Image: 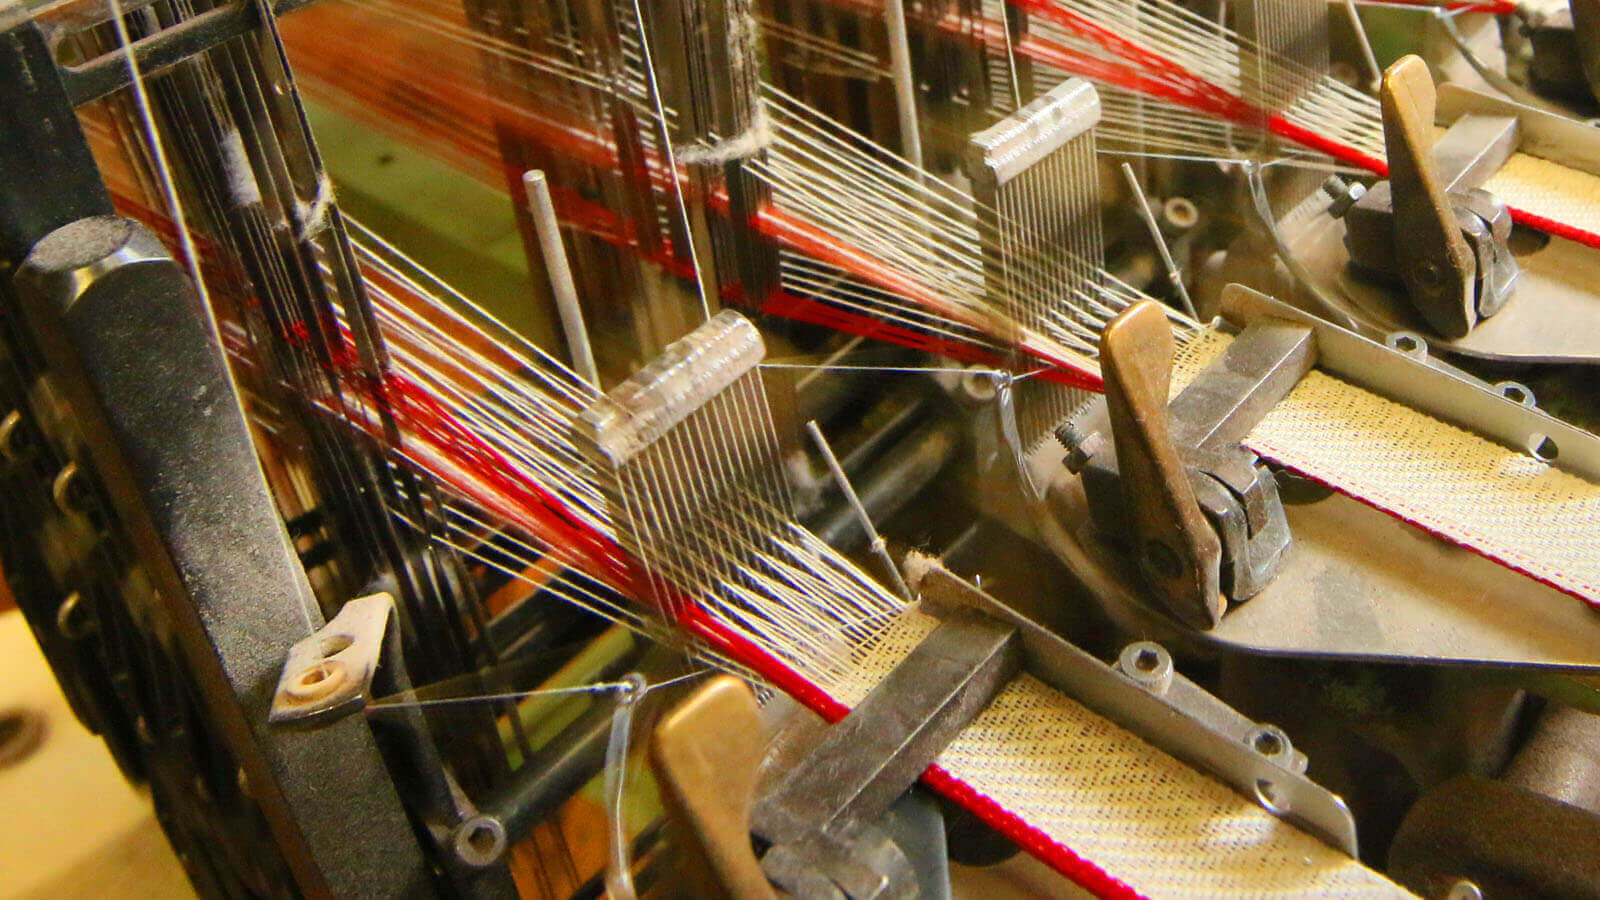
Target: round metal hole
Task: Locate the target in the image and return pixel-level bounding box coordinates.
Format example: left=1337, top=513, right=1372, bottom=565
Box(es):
left=1249, top=726, right=1287, bottom=759
left=1253, top=778, right=1286, bottom=813
left=1134, top=648, right=1161, bottom=672
left=286, top=659, right=348, bottom=702
left=1528, top=433, right=1559, bottom=463
left=960, top=366, right=998, bottom=402
left=1144, top=540, right=1183, bottom=580
left=1386, top=331, right=1427, bottom=357
left=1162, top=196, right=1199, bottom=231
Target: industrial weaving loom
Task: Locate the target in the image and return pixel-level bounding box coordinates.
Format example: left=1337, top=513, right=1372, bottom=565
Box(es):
left=5, top=0, right=1600, bottom=896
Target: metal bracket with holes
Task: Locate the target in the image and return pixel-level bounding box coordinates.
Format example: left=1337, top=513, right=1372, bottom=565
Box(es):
left=916, top=564, right=1359, bottom=856
left=269, top=593, right=394, bottom=725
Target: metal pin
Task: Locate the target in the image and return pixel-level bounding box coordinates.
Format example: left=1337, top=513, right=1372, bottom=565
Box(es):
left=883, top=0, right=924, bottom=174
left=1341, top=0, right=1382, bottom=93
left=805, top=420, right=914, bottom=602
left=1119, top=162, right=1198, bottom=320
left=524, top=170, right=600, bottom=388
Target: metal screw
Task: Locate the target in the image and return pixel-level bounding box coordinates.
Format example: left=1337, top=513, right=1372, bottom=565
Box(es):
left=1247, top=725, right=1292, bottom=762
left=1322, top=176, right=1367, bottom=218
left=1116, top=641, right=1175, bottom=695
left=1055, top=422, right=1104, bottom=474
left=451, top=815, right=507, bottom=867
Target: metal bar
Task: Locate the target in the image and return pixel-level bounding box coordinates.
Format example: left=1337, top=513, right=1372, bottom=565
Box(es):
left=916, top=566, right=1359, bottom=857
left=1120, top=163, right=1197, bottom=320
left=482, top=698, right=615, bottom=842
left=1340, top=0, right=1382, bottom=92
left=1436, top=83, right=1600, bottom=178
left=13, top=218, right=432, bottom=896
left=883, top=0, right=923, bottom=171
left=524, top=170, right=600, bottom=388
left=0, top=22, right=113, bottom=263
left=1166, top=320, right=1315, bottom=453
left=752, top=609, right=1019, bottom=844
left=58, top=0, right=319, bottom=106
left=1219, top=285, right=1600, bottom=483
left=805, top=419, right=913, bottom=601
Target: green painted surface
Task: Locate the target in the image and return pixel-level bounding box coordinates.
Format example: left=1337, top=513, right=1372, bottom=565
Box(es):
left=303, top=97, right=558, bottom=349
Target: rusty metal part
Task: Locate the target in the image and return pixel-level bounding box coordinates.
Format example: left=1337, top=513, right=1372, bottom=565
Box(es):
left=1098, top=301, right=1224, bottom=629
left=650, top=676, right=777, bottom=900
left=1380, top=55, right=1478, bottom=339
left=753, top=610, right=1019, bottom=846
left=1066, top=311, right=1312, bottom=620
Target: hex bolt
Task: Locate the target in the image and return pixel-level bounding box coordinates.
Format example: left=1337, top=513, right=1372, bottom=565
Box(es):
left=1116, top=641, right=1176, bottom=696
left=1322, top=175, right=1367, bottom=218
left=451, top=815, right=508, bottom=867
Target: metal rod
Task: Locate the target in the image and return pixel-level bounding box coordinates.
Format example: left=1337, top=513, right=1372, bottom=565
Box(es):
left=883, top=0, right=924, bottom=172
left=524, top=170, right=600, bottom=388
left=1341, top=0, right=1383, bottom=93
left=805, top=420, right=913, bottom=601
left=1120, top=162, right=1198, bottom=320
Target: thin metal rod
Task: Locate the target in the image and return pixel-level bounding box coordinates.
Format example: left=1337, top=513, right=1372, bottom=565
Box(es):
left=1119, top=163, right=1198, bottom=320
left=883, top=0, right=925, bottom=172
left=524, top=170, right=600, bottom=388
left=626, top=0, right=715, bottom=319
left=1341, top=0, right=1383, bottom=92
left=805, top=420, right=914, bottom=602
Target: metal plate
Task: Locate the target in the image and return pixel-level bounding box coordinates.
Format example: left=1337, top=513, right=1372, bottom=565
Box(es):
left=1045, top=468, right=1600, bottom=670
left=1286, top=203, right=1600, bottom=365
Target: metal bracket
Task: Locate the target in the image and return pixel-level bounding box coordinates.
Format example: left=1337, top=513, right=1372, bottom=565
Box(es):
left=1061, top=302, right=1313, bottom=628
left=754, top=609, right=1019, bottom=845
left=915, top=565, right=1358, bottom=857
left=1339, top=56, right=1520, bottom=339
left=269, top=593, right=394, bottom=725
left=751, top=609, right=1019, bottom=898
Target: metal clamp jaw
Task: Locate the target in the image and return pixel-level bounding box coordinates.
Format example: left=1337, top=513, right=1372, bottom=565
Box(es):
left=1338, top=55, right=1520, bottom=339
left=1060, top=301, right=1313, bottom=629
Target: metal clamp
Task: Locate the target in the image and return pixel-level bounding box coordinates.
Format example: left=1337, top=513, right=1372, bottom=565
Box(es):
left=269, top=593, right=394, bottom=725
left=1061, top=302, right=1313, bottom=628
left=1338, top=56, right=1520, bottom=338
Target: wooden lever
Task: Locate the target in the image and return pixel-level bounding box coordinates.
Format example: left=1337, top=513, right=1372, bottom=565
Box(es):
left=1099, top=301, right=1224, bottom=629
left=1381, top=55, right=1477, bottom=339
left=649, top=676, right=778, bottom=900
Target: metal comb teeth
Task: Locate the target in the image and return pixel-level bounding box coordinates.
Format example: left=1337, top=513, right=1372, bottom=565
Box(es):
left=574, top=310, right=766, bottom=467
left=965, top=78, right=1102, bottom=190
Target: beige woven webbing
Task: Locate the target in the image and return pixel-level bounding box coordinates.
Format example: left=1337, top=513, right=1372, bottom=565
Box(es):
left=1174, top=329, right=1600, bottom=605
left=1486, top=151, right=1600, bottom=242
left=819, top=610, right=1410, bottom=897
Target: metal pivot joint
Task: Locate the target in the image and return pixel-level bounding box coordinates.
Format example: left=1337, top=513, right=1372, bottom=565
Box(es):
left=1338, top=55, right=1519, bottom=339
left=1062, top=301, right=1312, bottom=629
